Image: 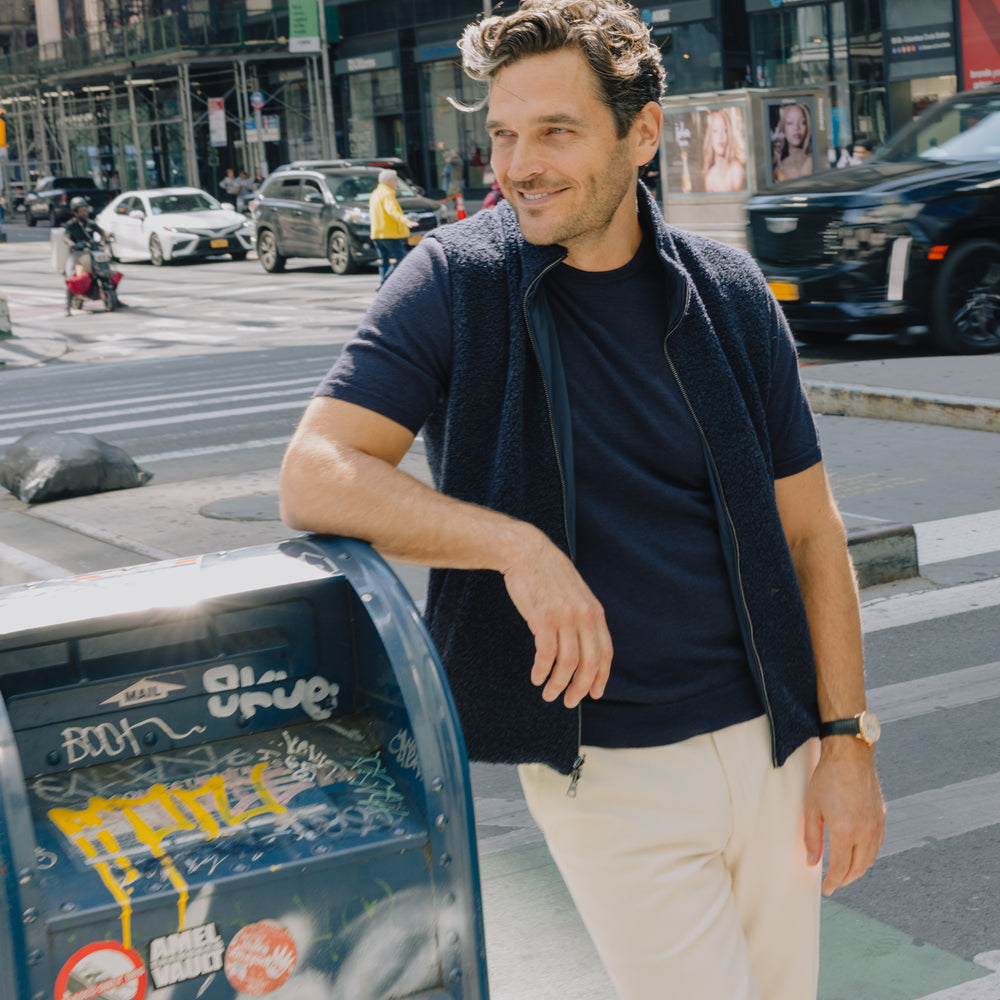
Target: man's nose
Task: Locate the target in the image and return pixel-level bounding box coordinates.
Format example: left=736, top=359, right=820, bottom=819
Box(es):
left=504, top=137, right=545, bottom=183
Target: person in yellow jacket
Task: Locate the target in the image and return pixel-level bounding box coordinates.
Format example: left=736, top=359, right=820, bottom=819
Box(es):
left=369, top=169, right=416, bottom=287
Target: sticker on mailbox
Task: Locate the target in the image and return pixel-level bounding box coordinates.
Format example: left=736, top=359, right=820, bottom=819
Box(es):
left=148, top=922, right=225, bottom=989
left=224, top=920, right=297, bottom=994
left=54, top=940, right=148, bottom=1000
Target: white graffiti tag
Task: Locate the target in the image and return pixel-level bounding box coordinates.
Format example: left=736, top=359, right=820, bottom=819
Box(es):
left=388, top=729, right=422, bottom=779
left=204, top=663, right=339, bottom=721
left=61, top=717, right=207, bottom=765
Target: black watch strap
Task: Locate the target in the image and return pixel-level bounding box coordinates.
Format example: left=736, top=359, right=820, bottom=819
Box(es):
left=819, top=718, right=860, bottom=738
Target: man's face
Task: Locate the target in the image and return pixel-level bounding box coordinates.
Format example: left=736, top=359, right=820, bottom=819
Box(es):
left=486, top=48, right=659, bottom=270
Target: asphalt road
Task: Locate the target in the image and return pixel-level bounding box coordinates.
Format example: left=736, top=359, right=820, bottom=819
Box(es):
left=3, top=215, right=1000, bottom=999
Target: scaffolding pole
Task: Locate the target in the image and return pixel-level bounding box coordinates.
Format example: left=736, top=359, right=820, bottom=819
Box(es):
left=127, top=74, right=146, bottom=189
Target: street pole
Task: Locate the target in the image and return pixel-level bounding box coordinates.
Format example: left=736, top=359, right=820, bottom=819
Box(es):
left=317, top=0, right=339, bottom=158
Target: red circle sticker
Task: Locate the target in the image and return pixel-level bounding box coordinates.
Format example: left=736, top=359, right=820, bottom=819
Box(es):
left=54, top=940, right=147, bottom=1000
left=224, top=920, right=297, bottom=995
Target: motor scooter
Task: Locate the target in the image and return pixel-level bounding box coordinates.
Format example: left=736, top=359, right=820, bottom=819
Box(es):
left=66, top=234, right=123, bottom=314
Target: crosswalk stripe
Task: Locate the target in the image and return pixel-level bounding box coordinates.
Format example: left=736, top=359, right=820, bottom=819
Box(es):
left=862, top=578, right=1000, bottom=633
left=915, top=510, right=1000, bottom=566
left=869, top=661, right=1000, bottom=723
left=881, top=771, right=1000, bottom=858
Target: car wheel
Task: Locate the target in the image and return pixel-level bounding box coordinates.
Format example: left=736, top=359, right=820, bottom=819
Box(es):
left=327, top=229, right=358, bottom=275
left=931, top=239, right=1000, bottom=354
left=149, top=234, right=166, bottom=267
left=794, top=330, right=851, bottom=348
left=256, top=229, right=286, bottom=273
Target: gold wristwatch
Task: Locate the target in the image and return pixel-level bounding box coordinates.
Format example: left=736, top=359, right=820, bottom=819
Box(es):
left=819, top=710, right=881, bottom=747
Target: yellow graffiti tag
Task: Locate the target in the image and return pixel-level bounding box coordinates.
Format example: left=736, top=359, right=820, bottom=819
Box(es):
left=48, top=762, right=285, bottom=948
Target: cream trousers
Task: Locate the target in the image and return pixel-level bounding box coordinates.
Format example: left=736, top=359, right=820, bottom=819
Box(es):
left=518, top=715, right=821, bottom=1000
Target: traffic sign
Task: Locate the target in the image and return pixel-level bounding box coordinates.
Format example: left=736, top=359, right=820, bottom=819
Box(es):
left=250, top=90, right=265, bottom=110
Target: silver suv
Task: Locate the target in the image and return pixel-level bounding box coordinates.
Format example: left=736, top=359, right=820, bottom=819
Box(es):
left=251, top=166, right=447, bottom=275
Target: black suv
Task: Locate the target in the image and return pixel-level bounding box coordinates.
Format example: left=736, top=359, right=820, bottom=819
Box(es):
left=746, top=88, right=1000, bottom=353
left=251, top=166, right=447, bottom=275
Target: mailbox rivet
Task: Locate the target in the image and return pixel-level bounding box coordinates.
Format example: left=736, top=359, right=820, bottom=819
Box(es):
left=232, top=862, right=250, bottom=872
left=27, top=950, right=43, bottom=966
left=435, top=814, right=448, bottom=830
left=449, top=968, right=463, bottom=983
left=143, top=731, right=158, bottom=746
left=33, top=991, right=47, bottom=1000
left=447, top=931, right=459, bottom=946
left=22, top=907, right=39, bottom=923
left=18, top=868, right=33, bottom=885
left=443, top=892, right=456, bottom=906
left=362, top=592, right=373, bottom=602
left=439, top=852, right=452, bottom=868
left=46, top=750, right=61, bottom=765
left=431, top=778, right=444, bottom=793
left=59, top=902, right=78, bottom=913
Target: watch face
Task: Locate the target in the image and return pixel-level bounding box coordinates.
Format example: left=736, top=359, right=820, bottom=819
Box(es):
left=859, top=711, right=881, bottom=744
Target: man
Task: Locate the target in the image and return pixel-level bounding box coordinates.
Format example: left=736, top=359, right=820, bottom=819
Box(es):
left=280, top=2, right=885, bottom=997
left=368, top=168, right=415, bottom=286
left=63, top=197, right=101, bottom=316
left=219, top=167, right=240, bottom=202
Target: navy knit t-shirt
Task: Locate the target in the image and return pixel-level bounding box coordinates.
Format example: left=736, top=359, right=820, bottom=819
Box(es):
left=315, top=236, right=821, bottom=749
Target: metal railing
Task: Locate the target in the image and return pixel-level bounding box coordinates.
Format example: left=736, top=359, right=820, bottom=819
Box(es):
left=0, top=9, right=291, bottom=84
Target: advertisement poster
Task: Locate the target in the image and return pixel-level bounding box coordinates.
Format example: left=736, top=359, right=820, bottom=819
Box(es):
left=960, top=0, right=1000, bottom=90
left=208, top=97, right=227, bottom=148
left=767, top=98, right=816, bottom=185
left=663, top=104, right=747, bottom=194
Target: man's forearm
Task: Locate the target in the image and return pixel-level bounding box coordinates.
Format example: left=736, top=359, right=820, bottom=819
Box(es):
left=280, top=434, right=534, bottom=574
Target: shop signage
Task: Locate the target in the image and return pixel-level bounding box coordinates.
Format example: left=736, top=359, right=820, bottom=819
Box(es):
left=208, top=97, right=227, bottom=148
left=289, top=0, right=321, bottom=52
left=888, top=23, right=955, bottom=64
left=334, top=50, right=397, bottom=75
left=960, top=0, right=1000, bottom=90
left=642, top=1, right=713, bottom=25
left=245, top=116, right=281, bottom=142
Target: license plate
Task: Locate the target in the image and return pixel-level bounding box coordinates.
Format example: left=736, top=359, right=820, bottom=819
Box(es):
left=768, top=279, right=800, bottom=302
left=210, top=238, right=229, bottom=249
left=407, top=233, right=423, bottom=246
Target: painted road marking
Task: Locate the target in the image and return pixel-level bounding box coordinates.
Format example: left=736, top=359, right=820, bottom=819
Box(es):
left=862, top=577, right=1000, bottom=633
left=870, top=660, right=1000, bottom=723
left=915, top=510, right=1000, bottom=566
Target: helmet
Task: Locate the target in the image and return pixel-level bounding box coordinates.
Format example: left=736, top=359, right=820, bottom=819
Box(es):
left=70, top=196, right=90, bottom=211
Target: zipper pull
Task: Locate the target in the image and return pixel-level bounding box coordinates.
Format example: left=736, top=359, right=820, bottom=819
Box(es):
left=566, top=754, right=586, bottom=798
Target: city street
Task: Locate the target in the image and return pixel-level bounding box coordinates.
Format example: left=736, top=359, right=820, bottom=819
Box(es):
left=2, top=217, right=1000, bottom=999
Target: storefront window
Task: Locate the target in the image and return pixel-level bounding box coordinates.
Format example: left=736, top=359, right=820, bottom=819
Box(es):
left=420, top=59, right=490, bottom=194
left=657, top=21, right=723, bottom=94
left=346, top=68, right=402, bottom=159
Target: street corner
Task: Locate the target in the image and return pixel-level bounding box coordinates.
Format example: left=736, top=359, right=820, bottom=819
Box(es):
left=0, top=332, right=68, bottom=368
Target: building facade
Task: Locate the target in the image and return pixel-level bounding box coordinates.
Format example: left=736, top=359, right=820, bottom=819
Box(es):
left=0, top=0, right=992, bottom=199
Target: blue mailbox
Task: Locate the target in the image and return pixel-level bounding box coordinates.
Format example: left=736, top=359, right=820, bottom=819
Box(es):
left=0, top=536, right=488, bottom=1000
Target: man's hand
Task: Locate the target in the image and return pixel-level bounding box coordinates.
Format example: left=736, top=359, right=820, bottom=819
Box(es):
left=804, top=737, right=886, bottom=895
left=500, top=530, right=613, bottom=709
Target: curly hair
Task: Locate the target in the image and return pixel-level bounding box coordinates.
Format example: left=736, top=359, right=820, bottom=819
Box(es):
left=458, top=0, right=665, bottom=139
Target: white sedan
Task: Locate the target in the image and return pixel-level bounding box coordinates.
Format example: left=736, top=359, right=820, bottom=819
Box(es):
left=95, top=187, right=254, bottom=265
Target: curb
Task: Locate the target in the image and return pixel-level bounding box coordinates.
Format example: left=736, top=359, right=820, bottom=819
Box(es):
left=803, top=380, right=1000, bottom=434
left=847, top=522, right=919, bottom=588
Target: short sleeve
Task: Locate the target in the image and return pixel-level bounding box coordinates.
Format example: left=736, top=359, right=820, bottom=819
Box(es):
left=765, top=295, right=822, bottom=479
left=313, top=239, right=453, bottom=434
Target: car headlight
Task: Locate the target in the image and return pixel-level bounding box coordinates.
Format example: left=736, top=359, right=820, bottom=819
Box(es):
left=843, top=202, right=924, bottom=226
left=343, top=207, right=371, bottom=225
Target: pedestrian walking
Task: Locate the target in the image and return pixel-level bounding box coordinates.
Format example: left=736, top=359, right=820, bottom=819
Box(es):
left=367, top=168, right=415, bottom=287
left=219, top=167, right=240, bottom=203
left=280, top=3, right=885, bottom=998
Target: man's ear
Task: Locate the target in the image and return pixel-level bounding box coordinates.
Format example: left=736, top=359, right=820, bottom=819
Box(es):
left=631, top=101, right=663, bottom=167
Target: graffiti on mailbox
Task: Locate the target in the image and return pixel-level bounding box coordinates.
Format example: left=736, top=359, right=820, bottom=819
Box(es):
left=39, top=723, right=412, bottom=950
left=203, top=663, right=339, bottom=721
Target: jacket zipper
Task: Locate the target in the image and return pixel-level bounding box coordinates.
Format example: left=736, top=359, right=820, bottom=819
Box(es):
left=661, top=281, right=779, bottom=765
left=522, top=255, right=587, bottom=793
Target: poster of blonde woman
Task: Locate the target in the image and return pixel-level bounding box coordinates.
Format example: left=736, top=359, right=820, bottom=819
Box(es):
left=770, top=100, right=814, bottom=183
left=701, top=106, right=747, bottom=193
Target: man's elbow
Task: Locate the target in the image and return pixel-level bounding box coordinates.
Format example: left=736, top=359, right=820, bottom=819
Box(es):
left=278, top=448, right=322, bottom=532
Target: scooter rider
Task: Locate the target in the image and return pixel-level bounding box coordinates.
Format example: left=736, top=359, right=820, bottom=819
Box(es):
left=64, top=197, right=101, bottom=316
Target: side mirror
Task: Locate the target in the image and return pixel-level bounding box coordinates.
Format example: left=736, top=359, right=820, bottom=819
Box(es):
left=128, top=209, right=145, bottom=219
left=304, top=191, right=325, bottom=205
